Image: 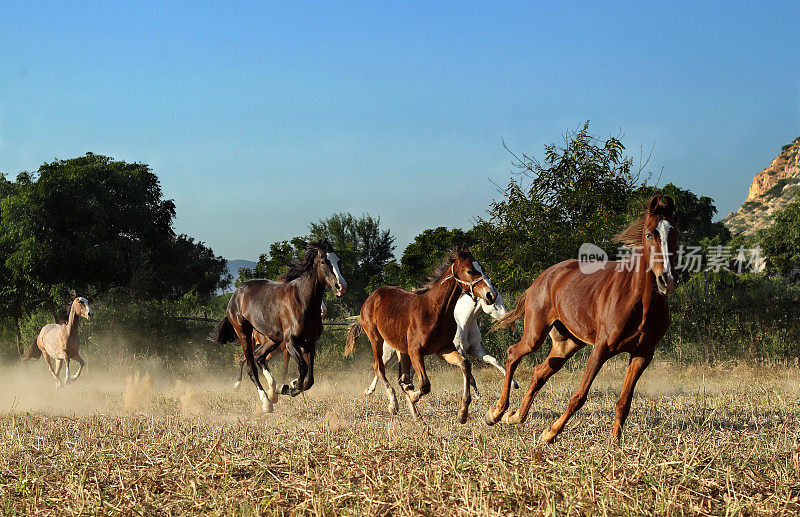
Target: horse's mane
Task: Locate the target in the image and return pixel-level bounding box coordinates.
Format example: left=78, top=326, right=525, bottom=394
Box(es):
left=279, top=239, right=334, bottom=282
left=416, top=250, right=459, bottom=291
left=613, top=214, right=646, bottom=247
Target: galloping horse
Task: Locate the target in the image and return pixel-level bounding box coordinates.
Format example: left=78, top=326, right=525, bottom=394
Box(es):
left=362, top=291, right=519, bottom=398
left=232, top=302, right=327, bottom=391
left=24, top=295, right=94, bottom=387
left=485, top=195, right=677, bottom=443
left=346, top=248, right=499, bottom=423
left=209, top=240, right=346, bottom=412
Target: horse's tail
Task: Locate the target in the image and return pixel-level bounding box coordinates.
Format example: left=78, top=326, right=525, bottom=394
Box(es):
left=344, top=319, right=363, bottom=357
left=208, top=317, right=237, bottom=344
left=23, top=337, right=42, bottom=361
left=491, top=291, right=527, bottom=332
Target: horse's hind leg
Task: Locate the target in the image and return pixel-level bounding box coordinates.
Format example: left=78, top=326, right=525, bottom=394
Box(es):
left=71, top=353, right=85, bottom=381
left=364, top=343, right=394, bottom=396
left=503, top=327, right=585, bottom=425
left=234, top=356, right=245, bottom=391
left=439, top=348, right=472, bottom=424
left=260, top=357, right=279, bottom=405
left=365, top=329, right=398, bottom=415
left=541, top=344, right=612, bottom=444
left=236, top=319, right=271, bottom=412
left=52, top=358, right=64, bottom=387
left=485, top=296, right=551, bottom=426
left=63, top=358, right=72, bottom=384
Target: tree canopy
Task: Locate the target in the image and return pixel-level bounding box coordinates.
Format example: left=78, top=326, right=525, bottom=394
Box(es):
left=0, top=153, right=229, bottom=320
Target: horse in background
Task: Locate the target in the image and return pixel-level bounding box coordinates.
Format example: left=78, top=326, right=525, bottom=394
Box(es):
left=485, top=195, right=677, bottom=443
left=24, top=295, right=94, bottom=387
left=209, top=240, right=346, bottom=412
left=346, top=248, right=499, bottom=423
left=363, top=291, right=519, bottom=398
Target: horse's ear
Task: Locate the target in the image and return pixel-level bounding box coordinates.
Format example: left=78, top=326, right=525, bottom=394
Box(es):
left=647, top=195, right=675, bottom=218
left=69, top=289, right=77, bottom=299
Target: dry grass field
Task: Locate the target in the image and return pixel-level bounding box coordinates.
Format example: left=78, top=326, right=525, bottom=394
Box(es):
left=2, top=355, right=800, bottom=515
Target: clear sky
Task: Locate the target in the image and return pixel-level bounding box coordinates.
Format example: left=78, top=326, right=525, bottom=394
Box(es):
left=1, top=1, right=798, bottom=260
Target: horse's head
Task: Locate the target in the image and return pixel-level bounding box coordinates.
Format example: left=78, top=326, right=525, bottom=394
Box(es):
left=642, top=195, right=678, bottom=295
left=72, top=296, right=94, bottom=320
left=451, top=249, right=499, bottom=306
left=313, top=239, right=347, bottom=298
left=479, top=290, right=508, bottom=319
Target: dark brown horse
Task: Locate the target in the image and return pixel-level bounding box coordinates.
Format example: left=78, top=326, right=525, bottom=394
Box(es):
left=209, top=240, right=346, bottom=412
left=485, top=195, right=677, bottom=443
left=346, top=248, right=498, bottom=423
left=232, top=302, right=326, bottom=397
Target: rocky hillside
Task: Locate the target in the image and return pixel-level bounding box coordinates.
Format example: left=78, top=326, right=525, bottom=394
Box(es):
left=724, top=136, right=800, bottom=236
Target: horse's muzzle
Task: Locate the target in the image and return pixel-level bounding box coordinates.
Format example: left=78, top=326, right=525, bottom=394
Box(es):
left=656, top=274, right=676, bottom=295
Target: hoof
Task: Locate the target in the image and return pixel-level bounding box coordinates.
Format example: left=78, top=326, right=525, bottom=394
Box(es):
left=501, top=411, right=519, bottom=425
left=233, top=381, right=241, bottom=391
left=280, top=384, right=291, bottom=395
left=262, top=403, right=274, bottom=413
left=540, top=429, right=556, bottom=444
left=484, top=408, right=500, bottom=426
left=457, top=411, right=468, bottom=424
left=388, top=404, right=398, bottom=415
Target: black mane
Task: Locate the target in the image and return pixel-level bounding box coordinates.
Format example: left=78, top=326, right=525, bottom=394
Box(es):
left=279, top=239, right=334, bottom=282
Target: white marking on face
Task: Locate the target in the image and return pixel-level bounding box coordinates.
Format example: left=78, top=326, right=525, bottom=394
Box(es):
left=327, top=252, right=347, bottom=288
left=656, top=220, right=673, bottom=277
left=472, top=261, right=498, bottom=299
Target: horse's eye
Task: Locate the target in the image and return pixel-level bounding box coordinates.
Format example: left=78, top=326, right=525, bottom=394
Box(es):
left=646, top=233, right=654, bottom=240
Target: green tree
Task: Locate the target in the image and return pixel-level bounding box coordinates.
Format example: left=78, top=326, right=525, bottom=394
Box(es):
left=392, top=227, right=474, bottom=288
left=0, top=153, right=229, bottom=317
left=472, top=123, right=638, bottom=292
left=630, top=183, right=730, bottom=246
left=309, top=213, right=395, bottom=314
left=760, top=198, right=800, bottom=276
left=0, top=174, right=41, bottom=354
left=236, top=238, right=308, bottom=286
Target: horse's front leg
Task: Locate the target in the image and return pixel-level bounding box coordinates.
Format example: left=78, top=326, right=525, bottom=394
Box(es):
left=280, top=337, right=309, bottom=397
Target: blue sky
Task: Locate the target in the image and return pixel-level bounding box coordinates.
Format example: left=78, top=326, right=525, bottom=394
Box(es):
left=1, top=1, right=798, bottom=260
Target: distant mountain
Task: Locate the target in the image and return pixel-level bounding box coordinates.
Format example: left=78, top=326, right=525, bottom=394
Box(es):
left=222, top=259, right=257, bottom=290
left=724, top=136, right=800, bottom=236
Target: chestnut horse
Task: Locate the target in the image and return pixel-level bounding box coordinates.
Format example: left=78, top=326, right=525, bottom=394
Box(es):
left=209, top=240, right=346, bottom=412
left=362, top=291, right=519, bottom=398
left=24, top=295, right=94, bottom=387
left=485, top=195, right=677, bottom=443
left=346, top=249, right=499, bottom=423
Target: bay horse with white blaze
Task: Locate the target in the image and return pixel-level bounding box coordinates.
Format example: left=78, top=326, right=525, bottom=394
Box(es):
left=346, top=248, right=499, bottom=423
left=485, top=195, right=677, bottom=443
left=209, top=240, right=346, bottom=412
left=24, top=295, right=94, bottom=387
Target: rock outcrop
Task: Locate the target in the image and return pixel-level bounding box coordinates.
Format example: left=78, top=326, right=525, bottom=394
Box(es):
left=723, top=136, right=800, bottom=236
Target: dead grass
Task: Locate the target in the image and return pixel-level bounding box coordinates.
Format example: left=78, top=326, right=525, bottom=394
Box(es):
left=1, top=360, right=799, bottom=515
